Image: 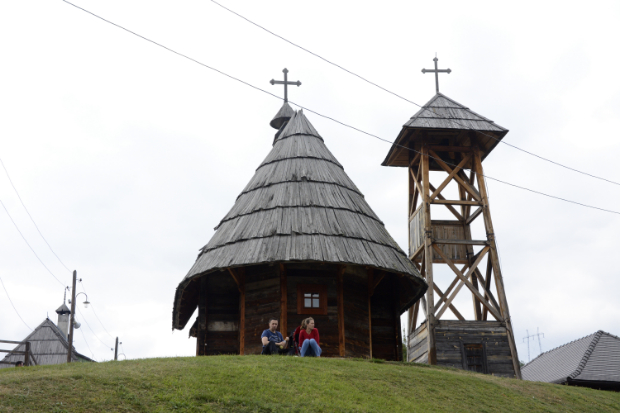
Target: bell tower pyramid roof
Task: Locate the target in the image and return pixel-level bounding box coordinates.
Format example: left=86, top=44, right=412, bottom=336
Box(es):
left=382, top=93, right=508, bottom=167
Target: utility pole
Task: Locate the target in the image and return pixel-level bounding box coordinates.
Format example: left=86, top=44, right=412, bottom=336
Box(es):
left=523, top=329, right=531, bottom=362
left=67, top=270, right=77, bottom=363
left=114, top=337, right=119, bottom=361
left=534, top=327, right=545, bottom=354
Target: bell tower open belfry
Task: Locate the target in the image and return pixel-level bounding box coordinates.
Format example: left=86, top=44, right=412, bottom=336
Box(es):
left=382, top=58, right=521, bottom=378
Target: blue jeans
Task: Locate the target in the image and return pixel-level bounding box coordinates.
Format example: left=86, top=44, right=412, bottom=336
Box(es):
left=300, top=339, right=322, bottom=357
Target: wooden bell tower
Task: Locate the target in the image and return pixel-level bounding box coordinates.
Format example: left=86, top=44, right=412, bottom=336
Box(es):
left=382, top=61, right=521, bottom=378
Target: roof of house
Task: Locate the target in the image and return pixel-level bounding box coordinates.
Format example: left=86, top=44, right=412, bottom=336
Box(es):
left=522, top=331, right=620, bottom=384
left=382, top=93, right=509, bottom=167
left=172, top=107, right=427, bottom=330
left=0, top=318, right=94, bottom=368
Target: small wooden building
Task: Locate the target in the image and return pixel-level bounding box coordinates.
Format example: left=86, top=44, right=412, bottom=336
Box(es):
left=172, top=105, right=427, bottom=359
left=0, top=303, right=94, bottom=368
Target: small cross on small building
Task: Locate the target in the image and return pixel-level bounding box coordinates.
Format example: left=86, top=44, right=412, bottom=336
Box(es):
left=270, top=68, right=301, bottom=103
left=422, top=56, right=451, bottom=93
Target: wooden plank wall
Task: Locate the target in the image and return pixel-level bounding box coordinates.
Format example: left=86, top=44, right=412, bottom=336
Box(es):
left=371, top=274, right=399, bottom=360
left=435, top=321, right=515, bottom=377
left=205, top=274, right=239, bottom=355
left=286, top=267, right=339, bottom=357
left=409, top=208, right=423, bottom=255
left=408, top=322, right=429, bottom=363
left=343, top=268, right=370, bottom=358
left=243, top=265, right=280, bottom=355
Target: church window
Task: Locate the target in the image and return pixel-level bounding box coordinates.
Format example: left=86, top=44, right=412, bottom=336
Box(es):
left=297, top=284, right=327, bottom=315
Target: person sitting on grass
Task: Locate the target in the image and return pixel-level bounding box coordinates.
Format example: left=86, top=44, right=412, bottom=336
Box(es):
left=261, top=317, right=289, bottom=355
left=299, top=317, right=321, bottom=357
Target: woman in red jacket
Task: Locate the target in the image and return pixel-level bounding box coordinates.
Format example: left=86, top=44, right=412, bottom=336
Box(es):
left=299, top=317, right=321, bottom=357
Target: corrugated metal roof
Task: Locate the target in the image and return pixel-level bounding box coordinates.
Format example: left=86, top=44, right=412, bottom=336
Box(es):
left=172, top=110, right=427, bottom=330
left=521, top=331, right=620, bottom=384
left=0, top=318, right=94, bottom=368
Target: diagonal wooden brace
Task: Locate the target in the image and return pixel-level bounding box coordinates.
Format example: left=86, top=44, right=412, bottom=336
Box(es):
left=433, top=245, right=502, bottom=320
left=429, top=149, right=481, bottom=201
left=430, top=154, right=471, bottom=201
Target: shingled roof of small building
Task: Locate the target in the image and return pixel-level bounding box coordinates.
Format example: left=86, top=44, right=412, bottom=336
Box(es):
left=172, top=109, right=426, bottom=330
left=522, top=330, right=620, bottom=384
left=0, top=318, right=94, bottom=368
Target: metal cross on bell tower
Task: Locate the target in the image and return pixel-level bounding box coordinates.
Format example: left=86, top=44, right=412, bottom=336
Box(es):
left=421, top=56, right=452, bottom=93
left=270, top=68, right=301, bottom=102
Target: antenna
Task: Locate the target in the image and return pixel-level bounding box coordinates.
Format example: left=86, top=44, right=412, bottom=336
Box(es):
left=534, top=327, right=545, bottom=354
left=523, top=330, right=533, bottom=362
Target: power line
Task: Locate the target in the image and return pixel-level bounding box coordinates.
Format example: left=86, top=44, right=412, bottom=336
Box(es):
left=0, top=275, right=32, bottom=331
left=79, top=281, right=116, bottom=340
left=1, top=157, right=118, bottom=346
left=58, top=0, right=620, bottom=216
left=77, top=326, right=96, bottom=360
left=0, top=199, right=66, bottom=286
left=76, top=305, right=114, bottom=350
left=0, top=157, right=72, bottom=273
left=208, top=0, right=620, bottom=187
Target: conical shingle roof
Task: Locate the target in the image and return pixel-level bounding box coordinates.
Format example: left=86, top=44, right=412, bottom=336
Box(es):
left=173, top=110, right=426, bottom=329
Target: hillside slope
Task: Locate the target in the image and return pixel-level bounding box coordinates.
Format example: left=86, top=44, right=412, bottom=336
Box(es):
left=1, top=356, right=619, bottom=412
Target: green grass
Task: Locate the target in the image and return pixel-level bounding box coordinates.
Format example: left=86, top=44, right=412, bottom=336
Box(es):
left=1, top=356, right=619, bottom=412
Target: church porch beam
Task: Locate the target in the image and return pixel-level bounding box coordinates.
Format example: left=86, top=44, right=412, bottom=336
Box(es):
left=367, top=268, right=374, bottom=359
left=197, top=275, right=208, bottom=356
left=279, top=264, right=287, bottom=340
left=337, top=265, right=346, bottom=357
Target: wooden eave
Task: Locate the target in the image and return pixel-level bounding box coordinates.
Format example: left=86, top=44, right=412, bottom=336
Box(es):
left=173, top=261, right=427, bottom=331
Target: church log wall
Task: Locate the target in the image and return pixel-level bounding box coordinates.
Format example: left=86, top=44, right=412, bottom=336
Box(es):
left=343, top=268, right=370, bottom=358
left=286, top=267, right=339, bottom=357
left=205, top=274, right=239, bottom=355
left=371, top=275, right=400, bottom=361
left=243, top=265, right=281, bottom=355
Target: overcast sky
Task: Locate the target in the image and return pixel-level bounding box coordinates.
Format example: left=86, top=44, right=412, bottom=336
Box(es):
left=1, top=0, right=619, bottom=363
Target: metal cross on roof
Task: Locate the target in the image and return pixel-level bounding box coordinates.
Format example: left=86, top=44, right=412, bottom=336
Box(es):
left=421, top=56, right=451, bottom=93
left=270, top=68, right=301, bottom=102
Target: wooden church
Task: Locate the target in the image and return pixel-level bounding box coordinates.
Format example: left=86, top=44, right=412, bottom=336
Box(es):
left=383, top=58, right=522, bottom=377
left=172, top=73, right=427, bottom=359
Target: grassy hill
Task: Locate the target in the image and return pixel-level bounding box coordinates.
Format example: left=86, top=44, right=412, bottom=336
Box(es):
left=1, top=356, right=619, bottom=412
